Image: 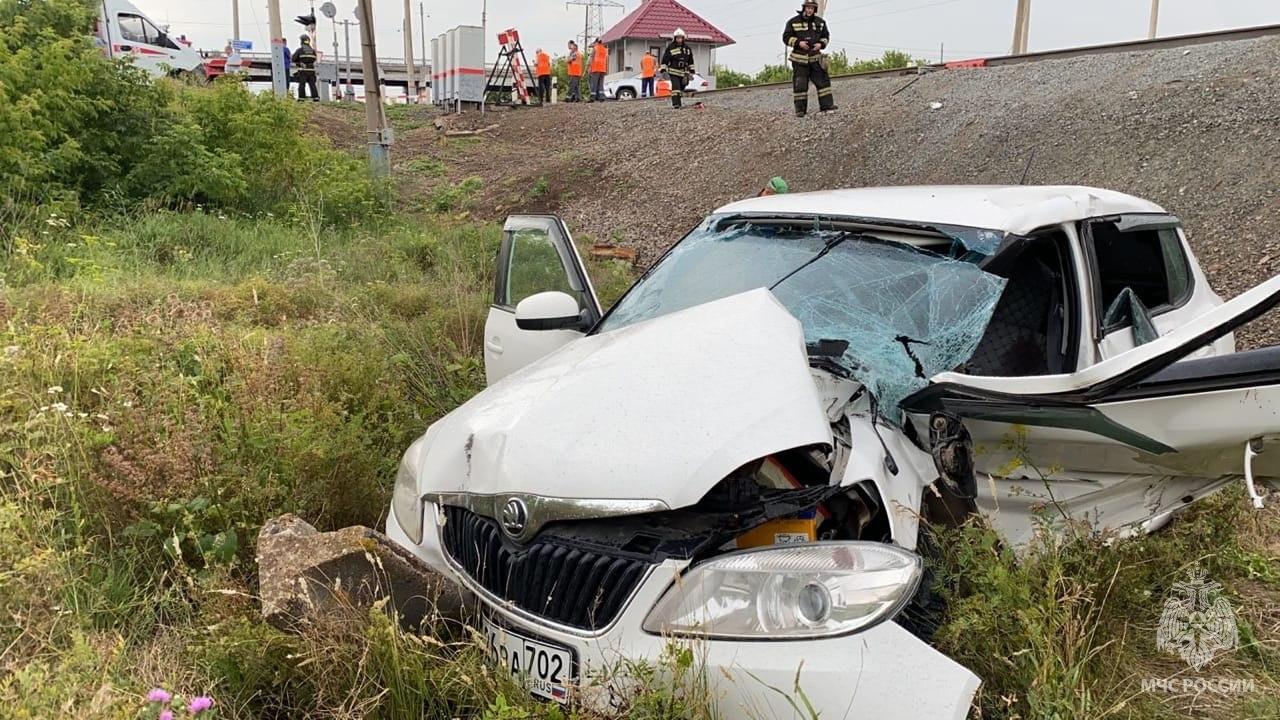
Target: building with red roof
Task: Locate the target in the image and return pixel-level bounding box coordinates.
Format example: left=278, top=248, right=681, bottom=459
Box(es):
left=597, top=0, right=734, bottom=84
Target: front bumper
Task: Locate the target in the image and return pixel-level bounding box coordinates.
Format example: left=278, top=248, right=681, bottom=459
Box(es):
left=386, top=508, right=979, bottom=719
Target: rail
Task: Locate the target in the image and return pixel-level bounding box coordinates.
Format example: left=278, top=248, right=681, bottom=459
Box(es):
left=691, top=22, right=1280, bottom=98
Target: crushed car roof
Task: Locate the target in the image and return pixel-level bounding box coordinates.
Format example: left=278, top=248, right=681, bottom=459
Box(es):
left=715, top=185, right=1168, bottom=236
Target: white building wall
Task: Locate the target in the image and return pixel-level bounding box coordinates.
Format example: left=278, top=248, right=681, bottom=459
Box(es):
left=607, top=38, right=717, bottom=78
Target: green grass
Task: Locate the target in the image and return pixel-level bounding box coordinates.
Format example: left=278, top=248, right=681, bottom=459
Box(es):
left=0, top=206, right=638, bottom=719
left=2, top=170, right=1277, bottom=720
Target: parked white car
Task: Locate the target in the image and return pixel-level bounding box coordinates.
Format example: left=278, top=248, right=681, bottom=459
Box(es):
left=605, top=71, right=710, bottom=99
left=93, top=0, right=204, bottom=79
left=387, top=186, right=1280, bottom=717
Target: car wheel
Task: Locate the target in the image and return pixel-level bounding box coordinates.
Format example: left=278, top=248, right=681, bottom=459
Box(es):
left=895, top=524, right=948, bottom=642
left=174, top=66, right=209, bottom=85
left=616, top=87, right=636, bottom=100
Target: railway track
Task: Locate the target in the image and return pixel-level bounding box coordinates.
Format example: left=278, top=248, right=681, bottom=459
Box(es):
left=693, top=22, right=1280, bottom=97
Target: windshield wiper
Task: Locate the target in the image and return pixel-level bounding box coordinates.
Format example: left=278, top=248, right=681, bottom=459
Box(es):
left=768, top=232, right=855, bottom=292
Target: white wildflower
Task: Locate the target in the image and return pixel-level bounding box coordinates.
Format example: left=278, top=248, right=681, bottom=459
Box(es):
left=122, top=400, right=133, bottom=408
left=47, top=386, right=63, bottom=394
left=51, top=402, right=68, bottom=413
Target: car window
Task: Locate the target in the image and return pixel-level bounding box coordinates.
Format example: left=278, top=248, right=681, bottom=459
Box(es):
left=1089, top=218, right=1192, bottom=329
left=503, top=228, right=580, bottom=309
left=597, top=219, right=1007, bottom=412
left=117, top=13, right=147, bottom=44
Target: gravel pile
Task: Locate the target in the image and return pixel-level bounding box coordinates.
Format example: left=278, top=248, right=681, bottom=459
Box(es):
left=377, top=34, right=1280, bottom=346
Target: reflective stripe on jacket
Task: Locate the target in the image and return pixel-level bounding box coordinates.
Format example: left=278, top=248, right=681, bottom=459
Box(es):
left=661, top=42, right=694, bottom=77
left=589, top=43, right=608, bottom=73
left=782, top=12, right=830, bottom=64
left=292, top=45, right=317, bottom=72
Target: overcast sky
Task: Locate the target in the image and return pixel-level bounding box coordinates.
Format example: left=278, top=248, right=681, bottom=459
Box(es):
left=134, top=0, right=1279, bottom=72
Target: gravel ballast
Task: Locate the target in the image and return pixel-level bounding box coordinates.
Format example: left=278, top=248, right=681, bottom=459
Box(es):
left=366, top=34, right=1280, bottom=347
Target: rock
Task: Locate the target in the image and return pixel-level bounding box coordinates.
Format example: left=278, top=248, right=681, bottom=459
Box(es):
left=256, top=514, right=468, bottom=632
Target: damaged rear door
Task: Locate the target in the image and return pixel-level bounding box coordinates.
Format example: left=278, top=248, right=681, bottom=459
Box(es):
left=903, top=274, right=1280, bottom=529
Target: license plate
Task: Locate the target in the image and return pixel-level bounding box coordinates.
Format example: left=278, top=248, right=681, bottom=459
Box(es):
left=482, top=616, right=576, bottom=703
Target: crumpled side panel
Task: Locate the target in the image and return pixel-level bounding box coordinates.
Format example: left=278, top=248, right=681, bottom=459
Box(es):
left=772, top=241, right=1007, bottom=414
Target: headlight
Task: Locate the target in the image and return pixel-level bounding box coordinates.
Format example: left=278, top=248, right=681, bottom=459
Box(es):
left=642, top=542, right=921, bottom=639
left=391, top=457, right=423, bottom=544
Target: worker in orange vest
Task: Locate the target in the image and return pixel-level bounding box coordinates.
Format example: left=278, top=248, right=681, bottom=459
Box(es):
left=639, top=49, right=657, bottom=98
left=565, top=40, right=583, bottom=102
left=588, top=38, right=608, bottom=102
left=534, top=48, right=552, bottom=104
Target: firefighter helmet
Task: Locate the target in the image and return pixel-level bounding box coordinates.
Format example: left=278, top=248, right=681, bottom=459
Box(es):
left=802, top=0, right=819, bottom=8
left=673, top=28, right=687, bottom=38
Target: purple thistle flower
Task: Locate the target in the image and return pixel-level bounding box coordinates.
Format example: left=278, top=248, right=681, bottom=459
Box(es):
left=188, top=696, right=214, bottom=714
left=147, top=688, right=172, bottom=704
left=159, top=711, right=174, bottom=720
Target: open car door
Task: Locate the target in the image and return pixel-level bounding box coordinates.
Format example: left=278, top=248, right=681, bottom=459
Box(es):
left=484, top=215, right=602, bottom=385
left=903, top=274, right=1280, bottom=538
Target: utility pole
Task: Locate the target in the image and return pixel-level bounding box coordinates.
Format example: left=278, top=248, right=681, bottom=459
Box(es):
left=341, top=19, right=355, bottom=100
left=267, top=0, right=287, bottom=95
left=356, top=0, right=390, bottom=175
left=566, top=0, right=623, bottom=47
left=403, top=0, right=417, bottom=103
left=419, top=2, right=427, bottom=66
left=1148, top=0, right=1160, bottom=39
left=1011, top=0, right=1031, bottom=55
left=231, top=0, right=241, bottom=42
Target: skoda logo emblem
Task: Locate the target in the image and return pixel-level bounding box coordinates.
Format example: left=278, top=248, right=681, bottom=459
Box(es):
left=501, top=497, right=528, bottom=538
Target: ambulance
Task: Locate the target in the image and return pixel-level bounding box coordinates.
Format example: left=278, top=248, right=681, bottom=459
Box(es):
left=93, top=0, right=205, bottom=78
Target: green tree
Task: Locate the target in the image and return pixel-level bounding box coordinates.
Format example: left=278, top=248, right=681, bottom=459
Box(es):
left=714, top=66, right=753, bottom=89
left=0, top=0, right=380, bottom=221
left=0, top=0, right=172, bottom=204
left=753, top=63, right=792, bottom=84
left=732, top=49, right=921, bottom=88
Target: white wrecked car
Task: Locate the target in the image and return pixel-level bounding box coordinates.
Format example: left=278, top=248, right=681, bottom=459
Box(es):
left=386, top=186, right=1280, bottom=718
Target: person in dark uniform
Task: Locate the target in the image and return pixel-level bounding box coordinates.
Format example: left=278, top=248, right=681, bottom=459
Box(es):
left=660, top=28, right=695, bottom=109
left=291, top=35, right=319, bottom=102
left=783, top=1, right=837, bottom=117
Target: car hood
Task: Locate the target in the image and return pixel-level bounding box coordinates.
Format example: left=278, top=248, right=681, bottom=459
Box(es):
left=411, top=288, right=833, bottom=511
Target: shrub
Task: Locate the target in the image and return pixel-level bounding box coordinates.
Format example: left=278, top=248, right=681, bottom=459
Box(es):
left=0, top=0, right=170, bottom=205
left=0, top=0, right=383, bottom=223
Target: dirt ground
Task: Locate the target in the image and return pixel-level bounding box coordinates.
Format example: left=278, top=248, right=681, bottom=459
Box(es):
left=311, top=33, right=1280, bottom=347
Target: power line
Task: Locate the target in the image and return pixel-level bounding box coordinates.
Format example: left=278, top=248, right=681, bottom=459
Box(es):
left=844, top=0, right=970, bottom=23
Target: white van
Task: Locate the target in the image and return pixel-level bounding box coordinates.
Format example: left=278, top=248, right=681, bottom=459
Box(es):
left=93, top=0, right=204, bottom=78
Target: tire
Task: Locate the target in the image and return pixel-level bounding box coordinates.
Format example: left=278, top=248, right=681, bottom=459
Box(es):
left=616, top=87, right=636, bottom=100
left=174, top=66, right=209, bottom=85
left=895, top=523, right=949, bottom=643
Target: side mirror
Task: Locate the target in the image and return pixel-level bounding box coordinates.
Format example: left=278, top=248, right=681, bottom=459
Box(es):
left=515, top=291, right=587, bottom=332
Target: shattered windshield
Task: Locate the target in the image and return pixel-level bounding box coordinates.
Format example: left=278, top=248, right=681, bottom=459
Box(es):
left=597, top=218, right=1008, bottom=415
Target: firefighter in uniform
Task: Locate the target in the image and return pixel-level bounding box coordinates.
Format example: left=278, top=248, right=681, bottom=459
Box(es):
left=783, top=1, right=836, bottom=116
left=291, top=35, right=319, bottom=102
left=660, top=28, right=696, bottom=109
